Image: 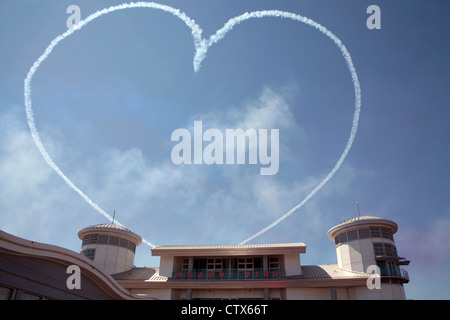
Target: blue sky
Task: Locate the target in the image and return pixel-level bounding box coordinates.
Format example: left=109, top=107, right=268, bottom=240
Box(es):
left=1, top=0, right=449, bottom=299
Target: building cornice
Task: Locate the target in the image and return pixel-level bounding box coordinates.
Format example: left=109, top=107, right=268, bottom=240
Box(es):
left=151, top=243, right=306, bottom=257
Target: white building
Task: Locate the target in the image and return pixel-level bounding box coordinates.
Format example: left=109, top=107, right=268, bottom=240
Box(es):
left=0, top=215, right=410, bottom=300
left=109, top=215, right=409, bottom=300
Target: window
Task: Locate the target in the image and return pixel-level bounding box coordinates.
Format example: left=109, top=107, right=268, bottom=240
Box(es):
left=82, top=234, right=98, bottom=245
left=254, top=258, right=263, bottom=269
left=377, top=261, right=400, bottom=277
left=108, top=236, right=119, bottom=246
left=119, top=238, right=129, bottom=248
left=128, top=241, right=136, bottom=253
left=347, top=230, right=358, bottom=241
left=238, top=258, right=254, bottom=270
left=194, top=258, right=207, bottom=271
left=334, top=227, right=394, bottom=246
left=370, top=228, right=382, bottom=238
left=371, top=227, right=394, bottom=240
left=182, top=259, right=189, bottom=270
left=97, top=235, right=109, bottom=244
left=373, top=243, right=384, bottom=256
left=373, top=242, right=398, bottom=258
left=384, top=243, right=398, bottom=257
left=207, top=258, right=222, bottom=270
left=269, top=257, right=279, bottom=269
left=338, top=233, right=347, bottom=244
left=81, top=248, right=96, bottom=260
left=358, top=228, right=371, bottom=239
left=381, top=229, right=394, bottom=240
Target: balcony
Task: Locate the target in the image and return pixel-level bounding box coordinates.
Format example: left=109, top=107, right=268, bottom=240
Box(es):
left=380, top=267, right=409, bottom=281
left=172, top=268, right=285, bottom=281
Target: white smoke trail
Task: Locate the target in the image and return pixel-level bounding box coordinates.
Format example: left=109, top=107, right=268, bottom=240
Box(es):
left=24, top=4, right=360, bottom=247
left=24, top=2, right=206, bottom=249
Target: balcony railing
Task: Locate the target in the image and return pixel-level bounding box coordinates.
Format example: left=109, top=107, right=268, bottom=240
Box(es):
left=172, top=269, right=285, bottom=281
left=380, top=268, right=409, bottom=281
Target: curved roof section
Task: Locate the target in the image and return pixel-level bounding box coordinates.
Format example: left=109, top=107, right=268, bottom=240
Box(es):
left=327, top=216, right=398, bottom=241
left=0, top=230, right=151, bottom=300
left=78, top=223, right=142, bottom=246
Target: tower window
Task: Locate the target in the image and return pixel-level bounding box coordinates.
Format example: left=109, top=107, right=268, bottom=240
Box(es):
left=119, top=238, right=129, bottom=248
left=334, top=227, right=394, bottom=246
left=97, top=235, right=109, bottom=244
left=373, top=242, right=398, bottom=258
left=82, top=234, right=98, bottom=245
left=108, top=236, right=119, bottom=246
left=128, top=241, right=136, bottom=253
left=81, top=248, right=96, bottom=260
left=347, top=230, right=358, bottom=241
left=370, top=227, right=394, bottom=240
left=370, top=228, right=381, bottom=238
left=358, top=228, right=371, bottom=239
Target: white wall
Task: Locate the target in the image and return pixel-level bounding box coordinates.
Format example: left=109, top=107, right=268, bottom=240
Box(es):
left=284, top=254, right=301, bottom=276
left=285, top=288, right=331, bottom=300
left=159, top=256, right=175, bottom=277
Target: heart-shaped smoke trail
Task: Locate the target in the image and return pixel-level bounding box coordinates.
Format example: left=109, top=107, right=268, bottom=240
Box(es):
left=24, top=2, right=360, bottom=248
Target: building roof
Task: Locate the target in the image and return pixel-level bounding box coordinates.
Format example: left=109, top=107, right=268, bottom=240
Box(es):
left=151, top=242, right=306, bottom=256
left=77, top=223, right=142, bottom=246
left=327, top=216, right=398, bottom=241
left=298, top=265, right=369, bottom=280
left=113, top=267, right=168, bottom=282
left=0, top=230, right=151, bottom=300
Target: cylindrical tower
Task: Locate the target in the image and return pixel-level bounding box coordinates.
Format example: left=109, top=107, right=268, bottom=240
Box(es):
left=78, top=223, right=142, bottom=275
left=327, top=216, right=409, bottom=276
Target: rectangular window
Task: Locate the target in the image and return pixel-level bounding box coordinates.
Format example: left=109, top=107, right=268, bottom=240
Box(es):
left=358, top=228, right=371, bottom=239
left=381, top=229, right=394, bottom=240
left=119, top=238, right=129, bottom=248
left=347, top=230, right=358, bottom=241
left=230, top=258, right=237, bottom=269
left=108, top=236, right=119, bottom=246
left=370, top=228, right=382, bottom=238
left=81, top=248, right=96, bottom=260
left=97, top=235, right=109, bottom=244
left=223, top=258, right=230, bottom=270
left=194, top=258, right=207, bottom=271
left=254, top=257, right=263, bottom=269
left=269, top=256, right=279, bottom=269
left=384, top=244, right=398, bottom=257
left=373, top=243, right=398, bottom=257
left=82, top=234, right=98, bottom=245
left=182, top=259, right=189, bottom=270
left=338, top=233, right=347, bottom=243
left=128, top=241, right=136, bottom=253
left=206, top=258, right=222, bottom=270
left=373, top=243, right=384, bottom=256
left=237, top=258, right=254, bottom=270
